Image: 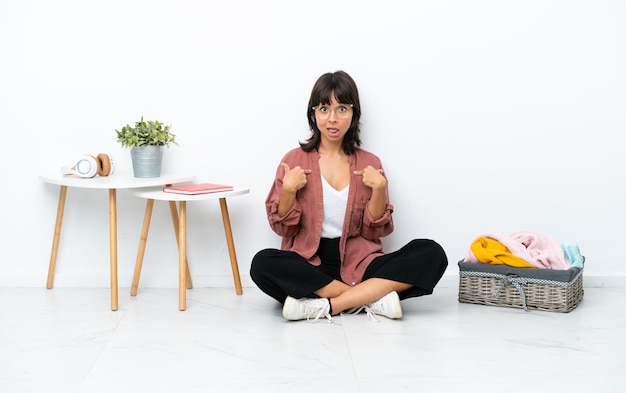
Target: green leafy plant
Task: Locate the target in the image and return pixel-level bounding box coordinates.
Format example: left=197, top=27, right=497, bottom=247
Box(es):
left=115, top=117, right=179, bottom=148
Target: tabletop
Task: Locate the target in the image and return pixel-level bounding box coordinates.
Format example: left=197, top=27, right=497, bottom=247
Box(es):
left=130, top=186, right=250, bottom=201
left=39, top=171, right=196, bottom=189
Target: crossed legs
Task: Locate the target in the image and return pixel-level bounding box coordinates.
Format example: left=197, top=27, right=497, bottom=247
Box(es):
left=315, top=278, right=411, bottom=315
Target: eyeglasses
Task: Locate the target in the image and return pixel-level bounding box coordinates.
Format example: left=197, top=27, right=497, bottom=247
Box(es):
left=312, top=104, right=354, bottom=119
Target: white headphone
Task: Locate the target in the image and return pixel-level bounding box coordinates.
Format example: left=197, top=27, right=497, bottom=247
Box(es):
left=62, top=153, right=114, bottom=178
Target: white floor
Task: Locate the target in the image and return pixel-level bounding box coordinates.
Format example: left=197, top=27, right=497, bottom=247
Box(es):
left=1, top=284, right=625, bottom=393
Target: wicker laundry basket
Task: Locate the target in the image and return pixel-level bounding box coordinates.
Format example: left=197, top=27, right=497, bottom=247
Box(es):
left=458, top=260, right=584, bottom=312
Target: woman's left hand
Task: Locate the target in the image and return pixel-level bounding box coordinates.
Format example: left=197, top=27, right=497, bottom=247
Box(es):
left=354, top=165, right=387, bottom=190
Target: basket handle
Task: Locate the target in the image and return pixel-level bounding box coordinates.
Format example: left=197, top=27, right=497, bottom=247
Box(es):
left=494, top=274, right=531, bottom=311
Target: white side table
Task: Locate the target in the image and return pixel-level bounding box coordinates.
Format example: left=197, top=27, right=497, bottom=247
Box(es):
left=39, top=171, right=195, bottom=311
left=128, top=186, right=250, bottom=310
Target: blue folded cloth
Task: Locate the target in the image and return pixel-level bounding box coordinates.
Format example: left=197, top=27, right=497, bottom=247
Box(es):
left=561, top=242, right=584, bottom=269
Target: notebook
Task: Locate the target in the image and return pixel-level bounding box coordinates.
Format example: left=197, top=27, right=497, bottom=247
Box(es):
left=163, top=183, right=234, bottom=195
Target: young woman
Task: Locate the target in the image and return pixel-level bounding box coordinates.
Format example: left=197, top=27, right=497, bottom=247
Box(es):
left=250, top=70, right=448, bottom=322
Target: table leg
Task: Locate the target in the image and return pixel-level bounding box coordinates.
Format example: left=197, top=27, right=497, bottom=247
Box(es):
left=168, top=201, right=193, bottom=289
left=46, top=185, right=68, bottom=289
left=179, top=201, right=187, bottom=311
left=109, top=189, right=118, bottom=311
left=131, top=199, right=154, bottom=296
left=219, top=198, right=243, bottom=295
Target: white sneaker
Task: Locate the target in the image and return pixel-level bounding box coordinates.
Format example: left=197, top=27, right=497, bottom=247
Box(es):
left=345, top=291, right=402, bottom=322
left=368, top=291, right=403, bottom=320
left=282, top=296, right=333, bottom=323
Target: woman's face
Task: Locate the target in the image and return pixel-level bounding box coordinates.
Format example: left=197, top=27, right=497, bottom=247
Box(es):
left=313, top=94, right=353, bottom=145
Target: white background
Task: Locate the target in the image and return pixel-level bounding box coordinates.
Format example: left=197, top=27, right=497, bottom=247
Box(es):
left=1, top=0, right=624, bottom=289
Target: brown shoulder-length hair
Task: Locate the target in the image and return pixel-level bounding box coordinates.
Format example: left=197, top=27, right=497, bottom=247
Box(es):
left=300, top=70, right=362, bottom=155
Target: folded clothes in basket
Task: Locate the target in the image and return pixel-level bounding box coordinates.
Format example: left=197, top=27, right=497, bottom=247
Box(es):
left=465, top=231, right=571, bottom=270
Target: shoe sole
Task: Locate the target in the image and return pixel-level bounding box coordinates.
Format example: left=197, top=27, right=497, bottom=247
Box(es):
left=282, top=296, right=297, bottom=320
left=393, top=292, right=402, bottom=319
left=388, top=291, right=402, bottom=319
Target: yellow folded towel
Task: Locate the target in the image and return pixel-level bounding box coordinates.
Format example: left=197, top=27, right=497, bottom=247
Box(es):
left=470, top=237, right=536, bottom=268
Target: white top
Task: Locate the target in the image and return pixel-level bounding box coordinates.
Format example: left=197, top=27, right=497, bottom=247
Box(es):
left=321, top=176, right=349, bottom=239
left=38, top=171, right=195, bottom=189
left=129, top=186, right=250, bottom=201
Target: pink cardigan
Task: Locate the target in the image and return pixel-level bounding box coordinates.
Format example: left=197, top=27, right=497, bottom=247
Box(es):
left=265, top=147, right=394, bottom=285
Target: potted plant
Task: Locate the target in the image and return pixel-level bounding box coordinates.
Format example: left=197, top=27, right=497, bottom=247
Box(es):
left=115, top=117, right=178, bottom=178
